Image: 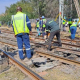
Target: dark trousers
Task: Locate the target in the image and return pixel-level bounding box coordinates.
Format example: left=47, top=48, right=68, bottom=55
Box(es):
left=47, top=30, right=62, bottom=49
left=42, top=27, right=45, bottom=37
left=69, top=24, right=71, bottom=30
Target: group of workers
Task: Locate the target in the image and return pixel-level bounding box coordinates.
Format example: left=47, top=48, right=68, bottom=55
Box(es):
left=11, top=6, right=78, bottom=60
left=36, top=16, right=62, bottom=51
left=62, top=16, right=77, bottom=39
left=36, top=16, right=46, bottom=38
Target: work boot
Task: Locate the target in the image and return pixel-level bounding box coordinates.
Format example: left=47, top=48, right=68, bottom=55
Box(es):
left=47, top=48, right=52, bottom=51
left=58, top=44, right=62, bottom=47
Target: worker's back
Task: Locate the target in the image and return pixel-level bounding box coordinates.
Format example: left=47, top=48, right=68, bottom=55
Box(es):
left=46, top=20, right=60, bottom=32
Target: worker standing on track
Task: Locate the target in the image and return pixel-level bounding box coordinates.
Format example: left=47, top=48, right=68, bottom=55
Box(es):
left=36, top=19, right=40, bottom=36
left=42, top=16, right=46, bottom=38
left=39, top=17, right=43, bottom=34
left=11, top=7, right=32, bottom=60
left=45, top=20, right=62, bottom=51
left=70, top=22, right=77, bottom=40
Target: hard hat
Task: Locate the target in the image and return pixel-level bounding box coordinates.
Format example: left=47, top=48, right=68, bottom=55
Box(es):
left=42, top=16, right=45, bottom=18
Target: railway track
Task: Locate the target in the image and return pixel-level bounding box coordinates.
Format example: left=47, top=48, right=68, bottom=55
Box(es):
left=0, top=33, right=80, bottom=56
left=1, top=28, right=80, bottom=79
left=0, top=35, right=80, bottom=66
left=35, top=48, right=80, bottom=66
left=1, top=28, right=80, bottom=44
left=0, top=33, right=80, bottom=49
left=0, top=49, right=44, bottom=80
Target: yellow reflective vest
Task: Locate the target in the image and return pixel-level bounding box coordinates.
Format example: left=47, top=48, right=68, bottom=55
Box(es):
left=43, top=19, right=46, bottom=28
left=0, top=23, right=1, bottom=26
left=12, top=12, right=29, bottom=35
left=36, top=22, right=39, bottom=28
left=63, top=20, right=66, bottom=24
left=70, top=23, right=77, bottom=27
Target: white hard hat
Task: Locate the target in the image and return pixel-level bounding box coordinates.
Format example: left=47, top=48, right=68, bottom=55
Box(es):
left=42, top=16, right=45, bottom=18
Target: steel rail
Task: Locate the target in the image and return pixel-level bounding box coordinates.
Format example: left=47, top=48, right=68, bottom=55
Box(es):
left=0, top=35, right=80, bottom=47
left=33, top=42, right=80, bottom=53
left=35, top=50, right=80, bottom=66
left=1, top=29, right=80, bottom=43
left=35, top=37, right=80, bottom=43
left=31, top=37, right=80, bottom=48
left=0, top=33, right=80, bottom=48
left=0, top=29, right=14, bottom=34
left=0, top=36, right=80, bottom=53
left=0, top=49, right=44, bottom=80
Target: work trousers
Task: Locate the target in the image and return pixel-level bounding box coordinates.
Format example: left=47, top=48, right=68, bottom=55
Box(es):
left=37, top=27, right=40, bottom=36
left=16, top=33, right=31, bottom=59
left=42, top=27, right=46, bottom=38
left=70, top=26, right=77, bottom=40
left=63, top=24, right=66, bottom=31
left=47, top=30, right=62, bottom=50
left=69, top=24, right=72, bottom=33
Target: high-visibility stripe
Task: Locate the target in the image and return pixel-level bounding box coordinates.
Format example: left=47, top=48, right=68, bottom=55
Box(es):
left=49, top=20, right=53, bottom=24
left=18, top=49, right=23, bottom=51
left=13, top=16, right=18, bottom=33
left=27, top=21, right=30, bottom=24
left=26, top=48, right=30, bottom=50
left=24, top=14, right=25, bottom=31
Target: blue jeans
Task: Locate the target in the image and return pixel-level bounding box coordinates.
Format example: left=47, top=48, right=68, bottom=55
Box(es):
left=16, top=33, right=31, bottom=59
left=70, top=26, right=77, bottom=39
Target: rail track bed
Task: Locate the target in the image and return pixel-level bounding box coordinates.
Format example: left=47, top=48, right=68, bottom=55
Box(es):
left=0, top=28, right=80, bottom=80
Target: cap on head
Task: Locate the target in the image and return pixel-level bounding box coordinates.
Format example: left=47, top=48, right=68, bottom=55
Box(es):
left=17, top=7, right=22, bottom=12
left=42, top=16, right=45, bottom=19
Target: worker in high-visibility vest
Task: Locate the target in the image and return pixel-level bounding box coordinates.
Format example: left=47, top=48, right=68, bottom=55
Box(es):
left=11, top=7, right=32, bottom=60
left=36, top=19, right=40, bottom=36
left=39, top=17, right=43, bottom=34
left=63, top=19, right=66, bottom=31
left=45, top=20, right=62, bottom=51
left=70, top=22, right=77, bottom=39
left=42, top=16, right=46, bottom=38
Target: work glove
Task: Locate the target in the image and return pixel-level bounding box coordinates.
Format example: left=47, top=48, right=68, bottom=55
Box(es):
left=14, top=35, right=16, bottom=38
left=29, top=31, right=32, bottom=35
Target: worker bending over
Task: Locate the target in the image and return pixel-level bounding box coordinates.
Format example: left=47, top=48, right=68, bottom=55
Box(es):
left=11, top=7, right=32, bottom=60
left=45, top=20, right=62, bottom=51
left=70, top=22, right=77, bottom=40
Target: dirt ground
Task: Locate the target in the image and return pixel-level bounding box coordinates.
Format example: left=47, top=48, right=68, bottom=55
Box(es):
left=0, top=25, right=80, bottom=80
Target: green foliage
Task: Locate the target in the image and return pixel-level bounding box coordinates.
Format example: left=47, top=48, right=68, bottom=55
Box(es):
left=0, top=0, right=79, bottom=25
left=0, top=0, right=36, bottom=25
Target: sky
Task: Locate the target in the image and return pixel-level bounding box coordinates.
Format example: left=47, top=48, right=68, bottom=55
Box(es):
left=0, top=0, right=20, bottom=14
